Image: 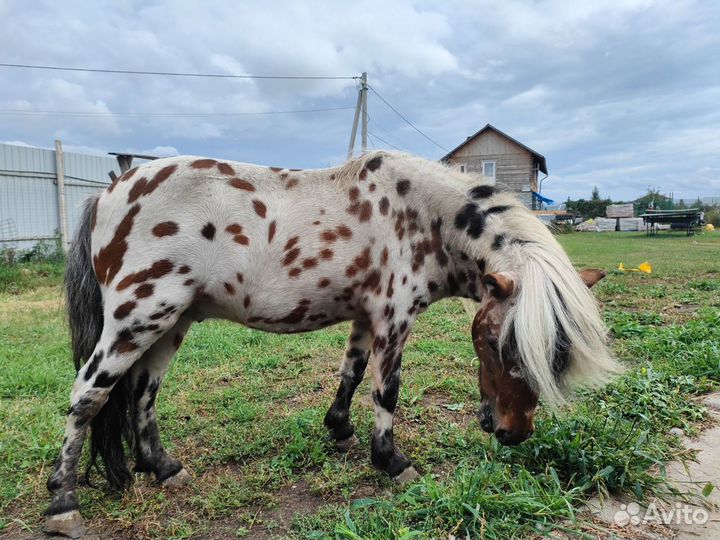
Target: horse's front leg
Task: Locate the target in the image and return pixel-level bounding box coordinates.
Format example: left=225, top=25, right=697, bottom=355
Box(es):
left=324, top=319, right=372, bottom=451
left=368, top=315, right=419, bottom=483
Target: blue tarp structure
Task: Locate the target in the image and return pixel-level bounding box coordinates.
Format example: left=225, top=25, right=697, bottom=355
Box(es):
left=532, top=191, right=555, bottom=205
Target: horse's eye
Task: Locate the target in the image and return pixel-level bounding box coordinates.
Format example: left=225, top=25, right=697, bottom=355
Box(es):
left=509, top=366, right=523, bottom=378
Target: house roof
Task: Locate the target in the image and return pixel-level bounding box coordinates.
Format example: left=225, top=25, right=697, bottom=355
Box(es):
left=440, top=123, right=548, bottom=174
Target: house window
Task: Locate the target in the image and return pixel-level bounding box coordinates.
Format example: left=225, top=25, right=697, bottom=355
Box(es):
left=459, top=164, right=466, bottom=173
left=482, top=161, right=496, bottom=182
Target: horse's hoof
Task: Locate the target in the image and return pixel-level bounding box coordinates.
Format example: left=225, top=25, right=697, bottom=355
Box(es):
left=161, top=467, right=192, bottom=489
left=394, top=466, right=420, bottom=484
left=335, top=434, right=359, bottom=452
left=44, top=510, right=85, bottom=538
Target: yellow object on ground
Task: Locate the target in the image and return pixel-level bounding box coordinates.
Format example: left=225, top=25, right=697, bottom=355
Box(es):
left=706, top=224, right=715, bottom=232
left=617, top=262, right=652, bottom=273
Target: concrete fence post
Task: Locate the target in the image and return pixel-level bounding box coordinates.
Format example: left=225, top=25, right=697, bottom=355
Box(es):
left=54, top=139, right=69, bottom=254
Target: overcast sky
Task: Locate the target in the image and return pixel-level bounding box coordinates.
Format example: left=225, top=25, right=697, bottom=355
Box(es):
left=1, top=0, right=719, bottom=202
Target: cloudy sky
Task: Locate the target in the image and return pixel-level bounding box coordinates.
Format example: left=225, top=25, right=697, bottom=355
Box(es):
left=1, top=0, right=719, bottom=202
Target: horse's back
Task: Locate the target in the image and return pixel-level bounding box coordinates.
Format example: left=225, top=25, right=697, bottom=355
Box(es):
left=90, top=156, right=366, bottom=330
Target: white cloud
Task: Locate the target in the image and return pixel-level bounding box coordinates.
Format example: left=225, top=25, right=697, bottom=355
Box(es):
left=0, top=0, right=718, bottom=200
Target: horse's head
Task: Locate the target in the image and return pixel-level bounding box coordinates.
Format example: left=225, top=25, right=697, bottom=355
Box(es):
left=472, top=268, right=606, bottom=445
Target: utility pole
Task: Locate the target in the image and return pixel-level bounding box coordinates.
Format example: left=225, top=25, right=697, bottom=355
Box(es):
left=346, top=71, right=368, bottom=160
left=54, top=139, right=69, bottom=254
left=360, top=72, right=368, bottom=153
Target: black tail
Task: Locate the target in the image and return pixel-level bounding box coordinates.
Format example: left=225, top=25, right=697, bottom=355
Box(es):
left=65, top=194, right=133, bottom=490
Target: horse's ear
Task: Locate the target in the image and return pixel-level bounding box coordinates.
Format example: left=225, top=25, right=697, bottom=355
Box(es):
left=579, top=268, right=606, bottom=288
left=482, top=272, right=515, bottom=300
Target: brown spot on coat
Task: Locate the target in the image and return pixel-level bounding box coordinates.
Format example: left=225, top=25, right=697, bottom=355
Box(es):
left=379, top=197, right=390, bottom=216
left=93, top=204, right=141, bottom=285
left=113, top=301, right=137, bottom=320
left=217, top=162, right=234, bottom=175
left=252, top=199, right=267, bottom=218
left=302, top=257, right=318, bottom=269
left=283, top=248, right=301, bottom=266
left=285, top=236, right=299, bottom=251
left=396, top=179, right=411, bottom=196
left=127, top=164, right=177, bottom=203
left=224, top=282, right=236, bottom=295
left=269, top=166, right=283, bottom=172
left=226, top=224, right=249, bottom=245
left=178, top=265, right=191, bottom=274
left=229, top=178, right=255, bottom=192
left=387, top=273, right=395, bottom=298
left=318, top=277, right=331, bottom=288
left=191, top=159, right=218, bottom=169
left=135, top=283, right=154, bottom=298
left=110, top=330, right=138, bottom=354
left=349, top=186, right=360, bottom=201
left=285, top=177, right=299, bottom=189
left=120, top=167, right=138, bottom=182
left=381, top=246, right=389, bottom=266
left=152, top=221, right=179, bottom=237
left=116, top=259, right=174, bottom=291
left=346, top=247, right=372, bottom=277
left=268, top=220, right=277, bottom=243
left=184, top=278, right=195, bottom=286
left=244, top=295, right=251, bottom=308
left=236, top=272, right=244, bottom=283
left=362, top=270, right=382, bottom=292
left=430, top=219, right=449, bottom=266
left=288, top=267, right=302, bottom=277
left=277, top=303, right=308, bottom=324
left=359, top=200, right=372, bottom=222
left=320, top=248, right=333, bottom=260
left=336, top=225, right=353, bottom=239
left=366, top=156, right=383, bottom=171
left=321, top=230, right=338, bottom=243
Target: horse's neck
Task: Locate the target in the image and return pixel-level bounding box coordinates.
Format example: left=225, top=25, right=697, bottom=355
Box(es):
left=407, top=181, right=493, bottom=302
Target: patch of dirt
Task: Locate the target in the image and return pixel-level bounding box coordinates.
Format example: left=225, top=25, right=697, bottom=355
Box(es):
left=233, top=478, right=335, bottom=540
left=661, top=303, right=701, bottom=323
left=421, top=390, right=476, bottom=428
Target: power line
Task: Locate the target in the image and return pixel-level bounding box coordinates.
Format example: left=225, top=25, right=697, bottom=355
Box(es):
left=0, top=62, right=359, bottom=80
left=367, top=128, right=404, bottom=152
left=0, top=106, right=355, bottom=118
left=368, top=85, right=449, bottom=153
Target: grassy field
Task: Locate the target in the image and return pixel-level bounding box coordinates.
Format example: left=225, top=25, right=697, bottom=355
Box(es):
left=1, top=231, right=719, bottom=539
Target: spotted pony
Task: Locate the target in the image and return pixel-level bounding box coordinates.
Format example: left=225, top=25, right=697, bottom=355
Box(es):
left=45, top=151, right=621, bottom=536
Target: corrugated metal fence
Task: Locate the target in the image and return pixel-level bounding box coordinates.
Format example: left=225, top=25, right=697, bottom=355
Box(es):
left=0, top=141, right=123, bottom=252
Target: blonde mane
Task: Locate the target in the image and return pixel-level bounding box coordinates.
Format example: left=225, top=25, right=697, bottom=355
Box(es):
left=495, top=217, right=622, bottom=405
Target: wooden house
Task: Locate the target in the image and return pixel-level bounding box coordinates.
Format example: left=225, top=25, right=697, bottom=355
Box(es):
left=440, top=124, right=548, bottom=208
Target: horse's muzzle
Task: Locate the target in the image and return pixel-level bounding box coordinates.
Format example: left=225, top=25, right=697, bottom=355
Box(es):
left=494, top=427, right=533, bottom=446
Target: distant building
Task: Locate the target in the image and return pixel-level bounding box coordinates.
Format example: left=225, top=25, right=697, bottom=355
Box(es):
left=440, top=124, right=548, bottom=209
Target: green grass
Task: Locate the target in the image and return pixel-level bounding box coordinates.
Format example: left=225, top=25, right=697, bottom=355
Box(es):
left=0, top=259, right=65, bottom=294
left=0, top=231, right=719, bottom=538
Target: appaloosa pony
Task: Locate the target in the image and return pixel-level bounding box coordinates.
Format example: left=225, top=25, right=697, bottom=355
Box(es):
left=45, top=151, right=620, bottom=536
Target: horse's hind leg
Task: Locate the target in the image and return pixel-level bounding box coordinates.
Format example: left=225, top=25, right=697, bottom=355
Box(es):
left=130, top=315, right=193, bottom=487
left=45, top=294, right=192, bottom=537
left=45, top=327, right=152, bottom=537
left=324, top=319, right=372, bottom=450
